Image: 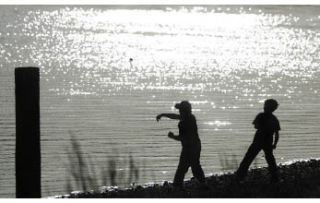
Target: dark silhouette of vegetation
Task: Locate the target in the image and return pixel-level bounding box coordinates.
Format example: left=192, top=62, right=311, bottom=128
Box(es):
left=128, top=154, right=140, bottom=186
left=107, top=158, right=117, bottom=186
left=65, top=132, right=141, bottom=194
left=66, top=133, right=99, bottom=192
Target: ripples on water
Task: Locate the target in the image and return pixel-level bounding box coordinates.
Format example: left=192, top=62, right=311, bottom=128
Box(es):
left=0, top=5, right=320, bottom=197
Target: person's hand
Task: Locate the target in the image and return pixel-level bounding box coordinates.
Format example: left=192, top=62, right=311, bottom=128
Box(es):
left=156, top=114, right=162, bottom=122
left=168, top=131, right=174, bottom=138
left=272, top=144, right=277, bottom=149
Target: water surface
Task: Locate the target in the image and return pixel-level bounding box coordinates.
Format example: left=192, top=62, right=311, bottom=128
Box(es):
left=0, top=5, right=320, bottom=197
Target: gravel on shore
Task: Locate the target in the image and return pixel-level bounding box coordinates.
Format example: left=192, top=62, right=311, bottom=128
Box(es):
left=56, top=158, right=320, bottom=198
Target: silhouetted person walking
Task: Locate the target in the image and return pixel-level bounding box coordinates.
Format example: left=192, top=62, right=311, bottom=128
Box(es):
left=156, top=101, right=205, bottom=188
left=236, top=99, right=280, bottom=183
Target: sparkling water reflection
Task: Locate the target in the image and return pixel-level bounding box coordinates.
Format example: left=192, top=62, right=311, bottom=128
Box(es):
left=0, top=5, right=320, bottom=197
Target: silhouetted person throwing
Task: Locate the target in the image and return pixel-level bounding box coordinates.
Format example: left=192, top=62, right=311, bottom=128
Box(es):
left=156, top=101, right=206, bottom=188
left=236, top=99, right=280, bottom=183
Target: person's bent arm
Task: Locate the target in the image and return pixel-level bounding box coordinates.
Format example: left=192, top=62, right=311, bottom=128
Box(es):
left=168, top=132, right=181, bottom=141
left=273, top=131, right=279, bottom=149
left=156, top=113, right=180, bottom=121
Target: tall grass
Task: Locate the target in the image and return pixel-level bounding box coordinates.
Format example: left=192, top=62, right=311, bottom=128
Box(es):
left=64, top=135, right=264, bottom=195
left=65, top=133, right=140, bottom=194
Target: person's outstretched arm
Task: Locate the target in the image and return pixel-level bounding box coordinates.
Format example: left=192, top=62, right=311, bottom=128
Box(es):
left=156, top=113, right=180, bottom=121
left=273, top=131, right=279, bottom=149
left=168, top=132, right=181, bottom=141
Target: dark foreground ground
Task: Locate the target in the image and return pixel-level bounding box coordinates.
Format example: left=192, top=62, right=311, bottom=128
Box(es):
left=58, top=159, right=320, bottom=198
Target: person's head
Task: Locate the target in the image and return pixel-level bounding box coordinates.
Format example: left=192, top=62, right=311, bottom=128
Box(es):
left=175, top=100, right=192, bottom=118
left=264, top=99, right=279, bottom=113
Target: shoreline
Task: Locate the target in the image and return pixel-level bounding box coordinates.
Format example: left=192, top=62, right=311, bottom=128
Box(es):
left=54, top=158, right=320, bottom=198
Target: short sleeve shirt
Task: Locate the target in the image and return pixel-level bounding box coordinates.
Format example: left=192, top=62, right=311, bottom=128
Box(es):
left=178, top=114, right=200, bottom=146
left=253, top=112, right=280, bottom=143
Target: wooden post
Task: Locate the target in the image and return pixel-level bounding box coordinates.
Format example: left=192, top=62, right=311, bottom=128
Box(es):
left=15, top=67, right=41, bottom=198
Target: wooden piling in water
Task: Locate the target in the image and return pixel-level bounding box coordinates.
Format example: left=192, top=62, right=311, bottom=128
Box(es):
left=15, top=67, right=41, bottom=198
